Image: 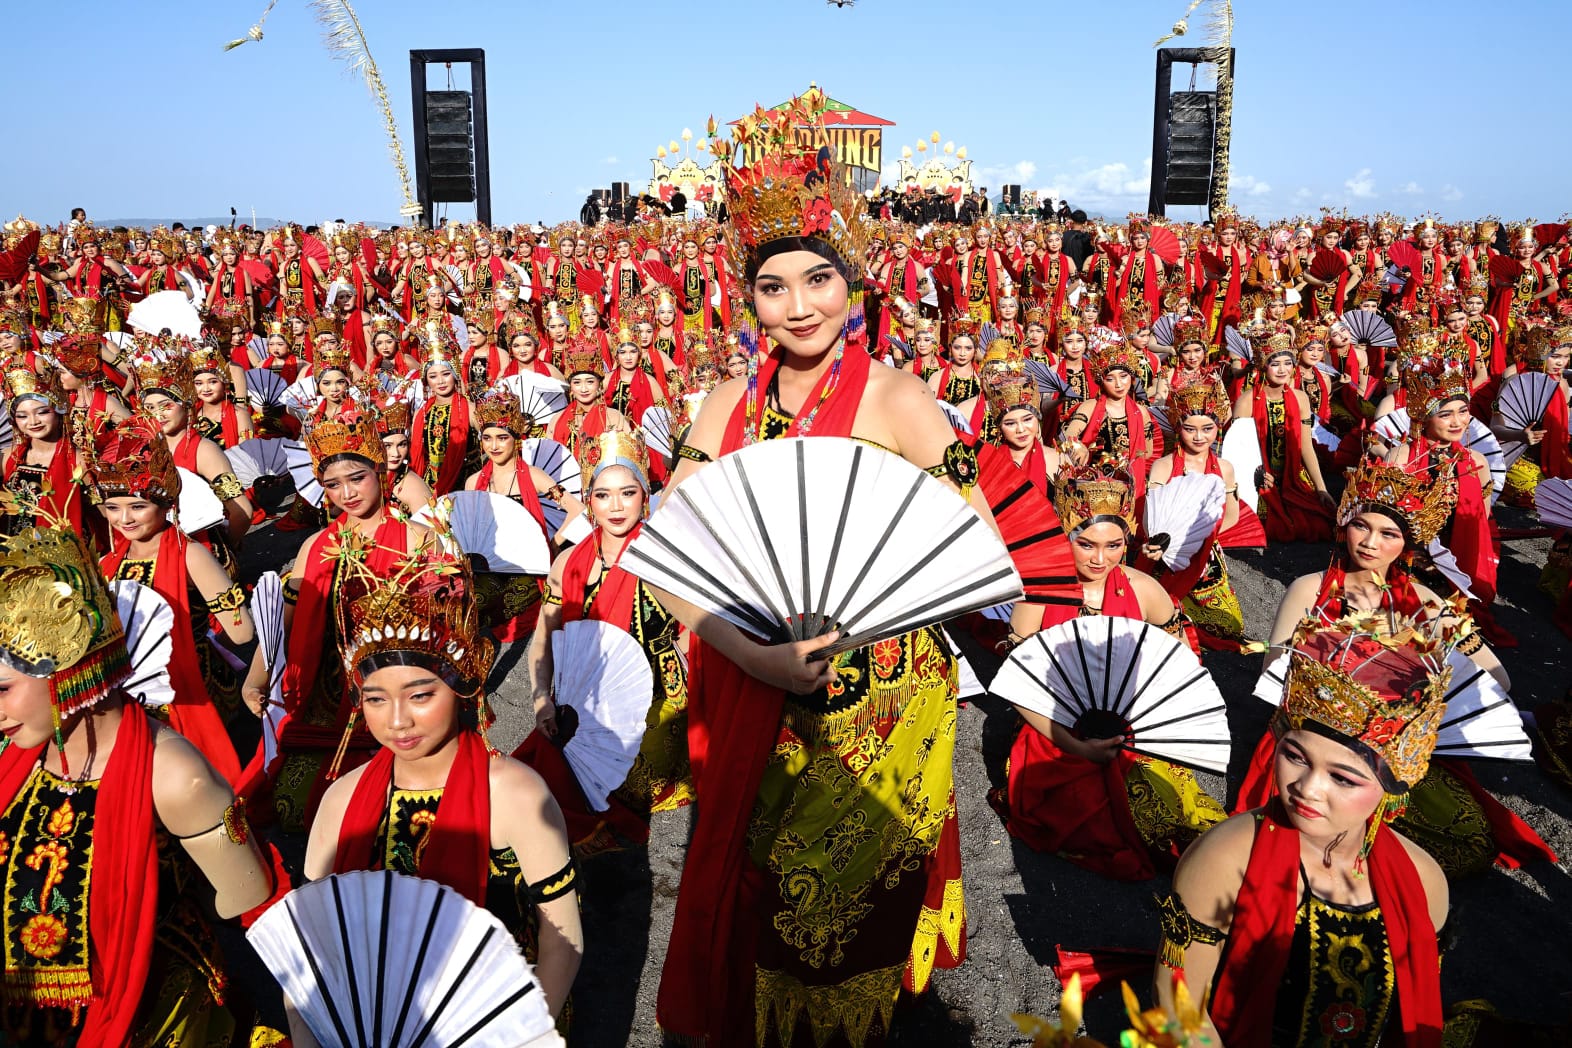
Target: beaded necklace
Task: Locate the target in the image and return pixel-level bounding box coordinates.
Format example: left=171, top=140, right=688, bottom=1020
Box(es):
left=742, top=336, right=846, bottom=445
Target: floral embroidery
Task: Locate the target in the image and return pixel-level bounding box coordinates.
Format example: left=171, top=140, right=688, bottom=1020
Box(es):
left=18, top=914, right=67, bottom=960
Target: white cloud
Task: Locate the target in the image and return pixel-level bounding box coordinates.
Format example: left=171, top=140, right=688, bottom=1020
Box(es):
left=603, top=155, right=619, bottom=165
left=1232, top=174, right=1272, bottom=198
left=1344, top=168, right=1376, bottom=199
left=1013, top=160, right=1038, bottom=182
left=1440, top=184, right=1464, bottom=202
left=1398, top=181, right=1424, bottom=195
left=1292, top=187, right=1313, bottom=203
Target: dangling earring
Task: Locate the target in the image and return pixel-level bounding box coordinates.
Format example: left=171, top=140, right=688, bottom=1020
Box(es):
left=326, top=709, right=360, bottom=781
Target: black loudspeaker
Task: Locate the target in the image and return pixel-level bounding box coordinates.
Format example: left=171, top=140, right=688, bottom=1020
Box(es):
left=425, top=90, right=476, bottom=203
left=1165, top=91, right=1215, bottom=206
left=1002, top=184, right=1022, bottom=207
left=611, top=182, right=630, bottom=204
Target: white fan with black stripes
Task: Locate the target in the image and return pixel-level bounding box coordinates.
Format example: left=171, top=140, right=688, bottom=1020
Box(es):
left=174, top=467, right=226, bottom=534
left=245, top=368, right=288, bottom=412
left=1025, top=359, right=1071, bottom=400
left=497, top=372, right=570, bottom=430
left=550, top=619, right=653, bottom=810
left=1219, top=417, right=1262, bottom=512
left=412, top=492, right=551, bottom=575
left=1253, top=647, right=1530, bottom=762
left=225, top=438, right=290, bottom=488
left=248, top=871, right=563, bottom=1048
left=1534, top=477, right=1572, bottom=529
left=990, top=615, right=1231, bottom=773
left=1143, top=473, right=1225, bottom=572
left=1370, top=409, right=1506, bottom=496
left=109, top=580, right=176, bottom=709
left=621, top=437, right=1023, bottom=657
left=252, top=571, right=287, bottom=767
left=282, top=439, right=323, bottom=507
left=937, top=399, right=974, bottom=435
left=641, top=405, right=674, bottom=462
left=1495, top=372, right=1560, bottom=468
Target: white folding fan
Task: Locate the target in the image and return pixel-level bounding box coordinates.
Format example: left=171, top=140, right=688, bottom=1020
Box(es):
left=126, top=289, right=202, bottom=338
left=989, top=616, right=1231, bottom=773
left=174, top=467, right=227, bottom=534
left=1495, top=372, right=1559, bottom=468
left=1219, top=417, right=1262, bottom=512
left=1253, top=647, right=1530, bottom=762
left=497, top=372, right=570, bottom=428
left=1370, top=410, right=1506, bottom=496
left=282, top=374, right=320, bottom=420
left=1223, top=326, right=1252, bottom=362
left=549, top=619, right=654, bottom=811
left=621, top=437, right=1023, bottom=658
left=1143, top=473, right=1225, bottom=572
left=1424, top=540, right=1477, bottom=600
left=641, top=405, right=675, bottom=461
left=936, top=400, right=974, bottom=435
left=523, top=437, right=583, bottom=496
left=252, top=571, right=287, bottom=768
left=1311, top=418, right=1341, bottom=451
left=109, top=580, right=176, bottom=709
left=247, top=871, right=564, bottom=1048
left=942, top=627, right=987, bottom=701
left=225, top=438, right=289, bottom=488
left=412, top=492, right=551, bottom=575
left=245, top=368, right=288, bottom=411
left=1534, top=477, right=1572, bottom=529
left=282, top=439, right=324, bottom=507
left=0, top=403, right=11, bottom=456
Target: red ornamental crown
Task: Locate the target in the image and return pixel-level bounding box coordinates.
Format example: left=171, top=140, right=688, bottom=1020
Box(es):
left=1167, top=371, right=1232, bottom=427
left=474, top=387, right=530, bottom=436
left=305, top=411, right=385, bottom=473
left=92, top=416, right=180, bottom=505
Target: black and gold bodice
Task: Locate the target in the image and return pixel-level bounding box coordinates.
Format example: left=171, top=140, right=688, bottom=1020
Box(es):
left=941, top=372, right=980, bottom=406
left=582, top=572, right=679, bottom=661
left=421, top=402, right=452, bottom=482
left=1265, top=395, right=1288, bottom=474
left=192, top=412, right=222, bottom=444
left=1299, top=371, right=1324, bottom=418
left=1269, top=890, right=1396, bottom=1048
left=1096, top=408, right=1133, bottom=458
left=374, top=788, right=577, bottom=954
left=609, top=378, right=635, bottom=417
left=1, top=464, right=47, bottom=537
left=1, top=769, right=99, bottom=1011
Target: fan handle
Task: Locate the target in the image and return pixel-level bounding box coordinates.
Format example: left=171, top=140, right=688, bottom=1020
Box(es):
left=1074, top=709, right=1133, bottom=744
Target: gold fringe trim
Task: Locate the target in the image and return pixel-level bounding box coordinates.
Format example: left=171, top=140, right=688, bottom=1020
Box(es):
left=3, top=965, right=93, bottom=1016
left=906, top=875, right=966, bottom=994
left=755, top=962, right=904, bottom=1048
left=1159, top=934, right=1188, bottom=971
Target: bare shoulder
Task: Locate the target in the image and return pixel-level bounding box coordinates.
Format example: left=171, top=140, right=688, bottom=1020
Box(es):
left=488, top=753, right=553, bottom=802
left=150, top=720, right=233, bottom=832
left=1216, top=456, right=1236, bottom=483
left=1393, top=830, right=1450, bottom=929
left=1172, top=811, right=1257, bottom=925
left=685, top=376, right=746, bottom=454
left=1124, top=566, right=1180, bottom=622
left=1147, top=456, right=1175, bottom=484
left=868, top=362, right=938, bottom=401
left=1283, top=571, right=1325, bottom=605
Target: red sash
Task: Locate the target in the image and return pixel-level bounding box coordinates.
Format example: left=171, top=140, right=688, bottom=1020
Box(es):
left=1210, top=804, right=1441, bottom=1048
left=100, top=528, right=242, bottom=787
left=333, top=731, right=491, bottom=905
left=658, top=343, right=871, bottom=1044
left=1252, top=388, right=1331, bottom=542
left=560, top=524, right=642, bottom=629
left=0, top=709, right=157, bottom=1046
left=1542, top=382, right=1571, bottom=480
left=1078, top=396, right=1161, bottom=458
left=3, top=437, right=84, bottom=535
left=475, top=458, right=549, bottom=539
left=605, top=367, right=660, bottom=423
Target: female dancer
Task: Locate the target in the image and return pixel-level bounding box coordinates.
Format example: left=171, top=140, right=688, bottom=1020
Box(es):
left=1158, top=609, right=1451, bottom=1047
left=1062, top=335, right=1164, bottom=466
left=1232, top=333, right=1336, bottom=542
left=1235, top=457, right=1551, bottom=878
left=0, top=522, right=274, bottom=1045
left=653, top=98, right=1000, bottom=1047
left=0, top=362, right=88, bottom=537
left=999, top=459, right=1223, bottom=880
left=929, top=325, right=981, bottom=406
left=406, top=327, right=475, bottom=497
left=304, top=548, right=581, bottom=1021
left=552, top=338, right=630, bottom=472
left=189, top=342, right=254, bottom=447
left=372, top=399, right=433, bottom=516
left=531, top=432, right=690, bottom=814
left=93, top=418, right=251, bottom=785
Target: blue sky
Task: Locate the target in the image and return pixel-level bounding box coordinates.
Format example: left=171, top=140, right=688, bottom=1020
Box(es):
left=8, top=0, right=1566, bottom=226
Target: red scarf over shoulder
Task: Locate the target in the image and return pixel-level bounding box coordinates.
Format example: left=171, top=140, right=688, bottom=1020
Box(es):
left=560, top=524, right=642, bottom=628
left=0, top=709, right=157, bottom=1047
left=1210, top=803, right=1441, bottom=1048
left=1542, top=381, right=1571, bottom=480
left=475, top=457, right=549, bottom=539
left=1252, top=386, right=1331, bottom=542
left=100, top=527, right=242, bottom=787
left=1078, top=396, right=1162, bottom=458
left=3, top=436, right=83, bottom=534
left=657, top=344, right=871, bottom=1044
left=334, top=731, right=491, bottom=905
left=409, top=395, right=471, bottom=495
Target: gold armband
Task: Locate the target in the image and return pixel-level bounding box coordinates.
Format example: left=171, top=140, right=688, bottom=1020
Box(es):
left=525, top=858, right=578, bottom=904
left=1156, top=891, right=1223, bottom=969
left=209, top=471, right=245, bottom=501
left=206, top=584, right=246, bottom=616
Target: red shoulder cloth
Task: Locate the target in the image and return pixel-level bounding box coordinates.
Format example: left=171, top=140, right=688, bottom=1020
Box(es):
left=1210, top=804, right=1441, bottom=1048
left=560, top=524, right=642, bottom=629
left=334, top=731, right=491, bottom=905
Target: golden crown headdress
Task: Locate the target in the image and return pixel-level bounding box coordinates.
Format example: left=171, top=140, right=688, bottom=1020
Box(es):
left=0, top=524, right=130, bottom=722
left=91, top=416, right=180, bottom=505
left=58, top=297, right=107, bottom=337
left=373, top=397, right=413, bottom=437
left=474, top=386, right=530, bottom=436
left=1336, top=455, right=1456, bottom=547
left=1167, top=372, right=1232, bottom=428
left=52, top=334, right=105, bottom=380
left=334, top=538, right=495, bottom=701
left=368, top=314, right=400, bottom=339
left=1400, top=352, right=1471, bottom=432
left=305, top=412, right=385, bottom=474
left=1171, top=313, right=1208, bottom=347
left=1087, top=331, right=1145, bottom=378
left=4, top=354, right=66, bottom=411
left=132, top=343, right=197, bottom=404
left=314, top=340, right=353, bottom=375
left=1514, top=322, right=1556, bottom=368
left=981, top=354, right=1037, bottom=418
left=1054, top=456, right=1137, bottom=536
left=414, top=315, right=459, bottom=368
left=0, top=307, right=29, bottom=337
left=715, top=87, right=873, bottom=277
left=187, top=340, right=230, bottom=380
left=589, top=429, right=652, bottom=489
left=562, top=336, right=605, bottom=379
left=685, top=334, right=717, bottom=376
left=1275, top=610, right=1458, bottom=792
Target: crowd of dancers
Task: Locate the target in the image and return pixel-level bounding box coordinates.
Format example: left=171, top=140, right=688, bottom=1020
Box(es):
left=1, top=88, right=1571, bottom=1047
